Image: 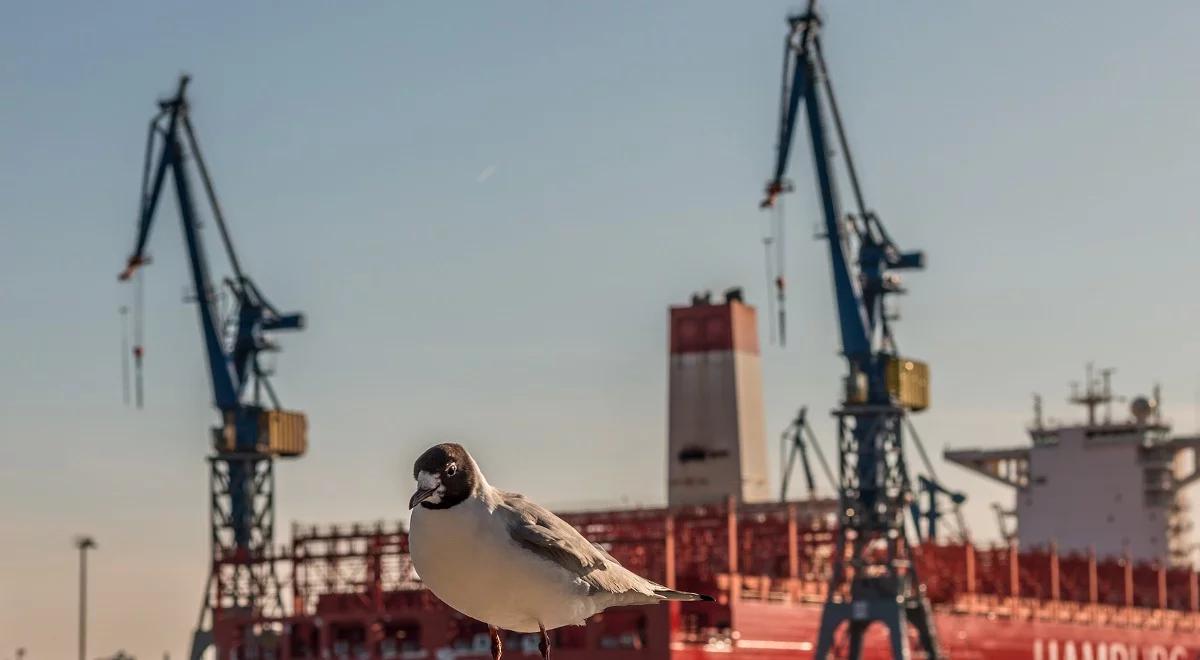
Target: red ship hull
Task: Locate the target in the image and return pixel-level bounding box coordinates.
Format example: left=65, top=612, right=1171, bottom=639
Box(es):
left=278, top=596, right=1200, bottom=660
left=727, top=600, right=1198, bottom=660
left=212, top=502, right=1200, bottom=659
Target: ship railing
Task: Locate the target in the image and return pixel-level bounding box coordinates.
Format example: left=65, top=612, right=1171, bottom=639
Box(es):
left=948, top=594, right=1200, bottom=632
left=716, top=574, right=829, bottom=605
left=717, top=574, right=1200, bottom=633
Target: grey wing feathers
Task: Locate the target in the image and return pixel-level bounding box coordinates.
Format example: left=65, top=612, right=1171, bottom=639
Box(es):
left=500, top=492, right=607, bottom=573
left=495, top=491, right=662, bottom=597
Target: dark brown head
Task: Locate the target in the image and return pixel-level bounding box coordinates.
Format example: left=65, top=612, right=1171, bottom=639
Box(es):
left=409, top=443, right=480, bottom=510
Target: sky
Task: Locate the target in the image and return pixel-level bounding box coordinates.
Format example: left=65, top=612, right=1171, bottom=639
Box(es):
left=3, top=1, right=1200, bottom=657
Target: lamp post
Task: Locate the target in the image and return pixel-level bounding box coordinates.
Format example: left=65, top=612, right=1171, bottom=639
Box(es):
left=75, top=536, right=97, bottom=660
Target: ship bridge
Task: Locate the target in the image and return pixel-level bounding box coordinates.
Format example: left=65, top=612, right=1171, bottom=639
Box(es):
left=945, top=367, right=1200, bottom=566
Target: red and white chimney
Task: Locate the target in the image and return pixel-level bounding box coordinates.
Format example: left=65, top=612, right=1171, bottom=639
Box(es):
left=667, top=288, right=770, bottom=506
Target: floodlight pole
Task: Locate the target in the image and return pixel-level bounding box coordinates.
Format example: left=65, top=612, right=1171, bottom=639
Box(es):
left=76, top=536, right=97, bottom=660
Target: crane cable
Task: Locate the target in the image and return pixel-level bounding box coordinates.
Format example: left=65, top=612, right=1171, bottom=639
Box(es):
left=774, top=199, right=787, bottom=345
left=127, top=117, right=157, bottom=411
left=760, top=19, right=795, bottom=345
left=761, top=233, right=776, bottom=345
left=134, top=270, right=144, bottom=409
left=119, top=306, right=130, bottom=406
left=181, top=113, right=245, bottom=286
left=760, top=199, right=788, bottom=346
left=813, top=36, right=868, bottom=221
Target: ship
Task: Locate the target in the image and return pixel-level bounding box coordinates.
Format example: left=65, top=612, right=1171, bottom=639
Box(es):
left=208, top=293, right=1200, bottom=660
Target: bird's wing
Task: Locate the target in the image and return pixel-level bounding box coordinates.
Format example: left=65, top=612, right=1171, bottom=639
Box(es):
left=494, top=490, right=661, bottom=597
left=496, top=490, right=609, bottom=574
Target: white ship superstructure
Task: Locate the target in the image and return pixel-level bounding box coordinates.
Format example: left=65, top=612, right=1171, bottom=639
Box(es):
left=946, top=367, right=1200, bottom=565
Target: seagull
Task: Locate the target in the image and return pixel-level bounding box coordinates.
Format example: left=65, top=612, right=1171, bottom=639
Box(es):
left=407, top=443, right=713, bottom=660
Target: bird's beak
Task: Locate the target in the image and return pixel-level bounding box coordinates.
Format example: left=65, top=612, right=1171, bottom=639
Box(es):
left=410, top=470, right=441, bottom=509
left=409, top=486, right=437, bottom=509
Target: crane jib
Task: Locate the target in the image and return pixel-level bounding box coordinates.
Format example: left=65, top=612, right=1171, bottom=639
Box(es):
left=116, top=75, right=307, bottom=457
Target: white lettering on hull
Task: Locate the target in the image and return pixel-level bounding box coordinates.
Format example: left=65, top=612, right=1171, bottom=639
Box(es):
left=1035, top=640, right=1187, bottom=660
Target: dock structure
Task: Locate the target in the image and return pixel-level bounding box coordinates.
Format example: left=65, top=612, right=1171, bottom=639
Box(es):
left=209, top=501, right=1200, bottom=658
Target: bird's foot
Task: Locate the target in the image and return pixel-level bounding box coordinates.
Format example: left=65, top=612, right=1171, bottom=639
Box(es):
left=489, top=625, right=502, bottom=660
left=538, top=622, right=550, bottom=660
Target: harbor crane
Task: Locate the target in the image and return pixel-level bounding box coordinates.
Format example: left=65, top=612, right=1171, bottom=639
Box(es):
left=760, top=4, right=942, bottom=659
left=911, top=475, right=967, bottom=543
left=117, top=75, right=308, bottom=660
left=779, top=406, right=836, bottom=502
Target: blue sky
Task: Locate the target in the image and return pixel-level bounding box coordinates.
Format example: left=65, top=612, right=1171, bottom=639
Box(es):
left=3, top=1, right=1200, bottom=657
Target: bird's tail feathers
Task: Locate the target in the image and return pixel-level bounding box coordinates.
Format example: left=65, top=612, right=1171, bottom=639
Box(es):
left=654, top=588, right=715, bottom=602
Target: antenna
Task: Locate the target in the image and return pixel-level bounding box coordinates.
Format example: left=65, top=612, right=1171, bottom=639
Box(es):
left=1069, top=363, right=1115, bottom=427
left=1101, top=368, right=1115, bottom=423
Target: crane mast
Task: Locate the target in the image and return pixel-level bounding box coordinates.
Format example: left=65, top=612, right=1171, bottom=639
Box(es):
left=118, top=75, right=308, bottom=660
left=761, top=6, right=941, bottom=659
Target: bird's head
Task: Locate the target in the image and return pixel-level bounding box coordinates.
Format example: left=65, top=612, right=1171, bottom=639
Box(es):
left=410, top=443, right=479, bottom=509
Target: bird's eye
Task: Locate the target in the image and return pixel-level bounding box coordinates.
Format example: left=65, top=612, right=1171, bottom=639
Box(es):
left=446, top=463, right=458, bottom=477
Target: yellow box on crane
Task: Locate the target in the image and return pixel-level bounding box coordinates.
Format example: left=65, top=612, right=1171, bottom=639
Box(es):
left=885, top=357, right=930, bottom=412
left=212, top=409, right=308, bottom=457
left=260, top=409, right=308, bottom=457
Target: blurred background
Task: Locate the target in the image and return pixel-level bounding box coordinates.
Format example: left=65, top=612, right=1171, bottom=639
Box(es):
left=3, top=1, right=1200, bottom=657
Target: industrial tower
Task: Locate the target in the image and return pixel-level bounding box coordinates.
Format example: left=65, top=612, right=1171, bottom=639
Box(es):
left=667, top=288, right=771, bottom=506
left=117, top=76, right=308, bottom=660
left=760, top=5, right=941, bottom=660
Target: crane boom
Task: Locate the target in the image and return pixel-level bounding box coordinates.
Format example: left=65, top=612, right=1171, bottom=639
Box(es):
left=119, top=76, right=303, bottom=412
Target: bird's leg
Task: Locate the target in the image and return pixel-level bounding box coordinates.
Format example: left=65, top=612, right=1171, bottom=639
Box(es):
left=538, top=622, right=550, bottom=660
left=489, top=625, right=502, bottom=660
